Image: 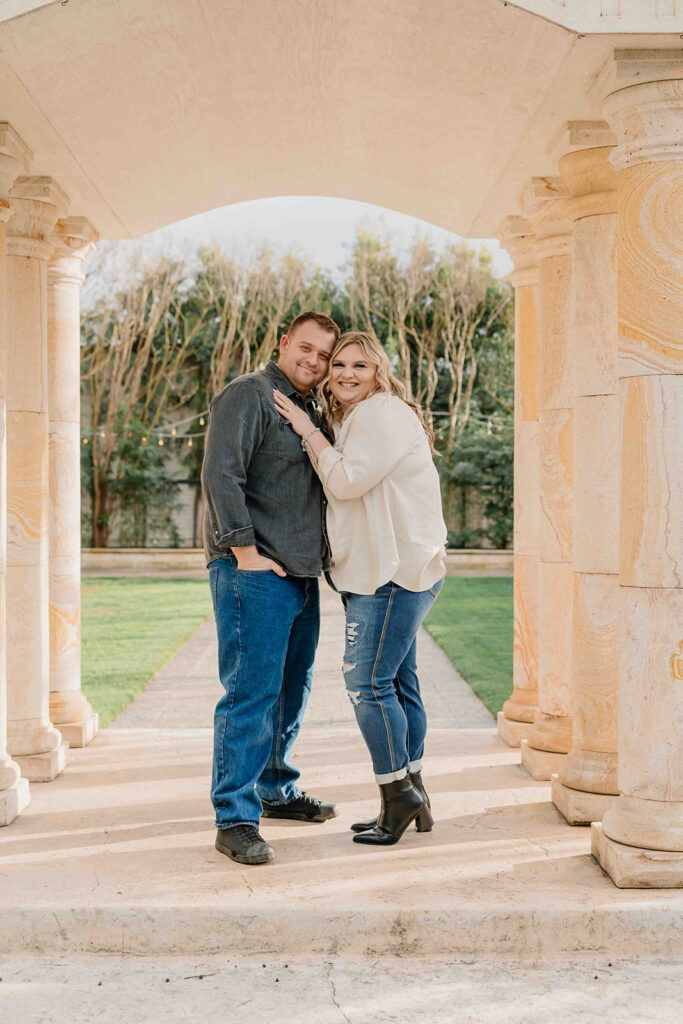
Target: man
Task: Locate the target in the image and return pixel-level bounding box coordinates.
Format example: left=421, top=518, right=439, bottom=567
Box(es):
left=201, top=310, right=341, bottom=865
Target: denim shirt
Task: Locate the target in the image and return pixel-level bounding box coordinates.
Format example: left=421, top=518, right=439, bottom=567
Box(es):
left=201, top=361, right=329, bottom=577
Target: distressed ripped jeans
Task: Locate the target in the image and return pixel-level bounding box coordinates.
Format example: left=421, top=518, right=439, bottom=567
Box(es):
left=341, top=578, right=444, bottom=783
left=209, top=554, right=320, bottom=828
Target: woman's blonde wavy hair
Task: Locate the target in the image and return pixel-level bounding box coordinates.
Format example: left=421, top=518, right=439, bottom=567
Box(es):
left=320, top=331, right=435, bottom=451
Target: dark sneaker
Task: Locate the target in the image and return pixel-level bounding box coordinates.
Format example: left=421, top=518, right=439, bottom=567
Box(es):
left=215, top=825, right=275, bottom=865
left=261, top=792, right=338, bottom=823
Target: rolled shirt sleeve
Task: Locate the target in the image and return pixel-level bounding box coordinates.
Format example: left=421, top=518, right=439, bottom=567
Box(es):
left=200, top=381, right=267, bottom=547
left=317, top=395, right=419, bottom=500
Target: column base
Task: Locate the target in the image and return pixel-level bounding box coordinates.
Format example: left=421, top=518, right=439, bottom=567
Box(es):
left=0, top=777, right=30, bottom=826
left=559, top=746, right=618, bottom=796
left=57, top=711, right=99, bottom=749
left=551, top=775, right=618, bottom=826
left=501, top=689, right=537, bottom=725
left=602, top=793, right=683, bottom=852
left=527, top=711, right=573, bottom=754
left=592, top=822, right=683, bottom=888
left=497, top=712, right=532, bottom=748
left=520, top=739, right=565, bottom=781
left=15, top=740, right=69, bottom=782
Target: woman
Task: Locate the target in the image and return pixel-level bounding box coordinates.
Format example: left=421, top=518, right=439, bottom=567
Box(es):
left=273, top=331, right=447, bottom=846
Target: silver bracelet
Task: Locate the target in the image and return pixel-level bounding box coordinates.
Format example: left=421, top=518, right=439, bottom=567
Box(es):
left=301, top=427, right=321, bottom=451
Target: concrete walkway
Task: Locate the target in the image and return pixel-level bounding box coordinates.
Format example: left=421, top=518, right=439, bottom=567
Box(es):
left=1, top=584, right=683, bottom=961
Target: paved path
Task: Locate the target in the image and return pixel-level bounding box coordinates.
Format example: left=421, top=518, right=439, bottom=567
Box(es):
left=110, top=583, right=493, bottom=731
left=1, top=583, right=682, bottom=964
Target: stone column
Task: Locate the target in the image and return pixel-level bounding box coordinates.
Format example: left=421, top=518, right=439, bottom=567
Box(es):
left=497, top=216, right=539, bottom=747
left=550, top=132, right=621, bottom=826
left=0, top=126, right=31, bottom=823
left=5, top=176, right=70, bottom=782
left=592, top=62, right=683, bottom=886
left=520, top=179, right=574, bottom=781
left=47, top=218, right=98, bottom=747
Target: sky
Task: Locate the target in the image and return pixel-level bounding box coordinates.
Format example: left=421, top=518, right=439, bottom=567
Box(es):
left=134, top=195, right=513, bottom=279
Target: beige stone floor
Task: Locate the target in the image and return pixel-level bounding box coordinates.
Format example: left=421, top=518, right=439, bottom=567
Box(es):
left=1, top=584, right=682, bottom=959
left=2, top=954, right=682, bottom=1024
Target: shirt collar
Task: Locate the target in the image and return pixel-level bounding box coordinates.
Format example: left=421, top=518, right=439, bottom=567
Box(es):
left=264, top=360, right=318, bottom=408
left=264, top=360, right=301, bottom=398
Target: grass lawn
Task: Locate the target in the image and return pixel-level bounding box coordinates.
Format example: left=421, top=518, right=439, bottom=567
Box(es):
left=81, top=577, right=213, bottom=727
left=424, top=576, right=513, bottom=715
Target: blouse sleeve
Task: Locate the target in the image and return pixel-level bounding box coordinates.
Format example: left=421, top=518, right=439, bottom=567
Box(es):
left=316, top=396, right=420, bottom=500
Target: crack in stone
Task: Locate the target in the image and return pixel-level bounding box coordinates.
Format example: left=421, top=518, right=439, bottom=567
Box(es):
left=525, top=835, right=552, bottom=860
left=52, top=912, right=68, bottom=945
left=325, top=961, right=351, bottom=1024
left=238, top=869, right=254, bottom=898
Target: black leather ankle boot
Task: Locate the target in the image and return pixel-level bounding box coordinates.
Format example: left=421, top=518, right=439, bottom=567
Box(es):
left=410, top=770, right=434, bottom=833
left=351, top=770, right=433, bottom=834
left=352, top=777, right=431, bottom=846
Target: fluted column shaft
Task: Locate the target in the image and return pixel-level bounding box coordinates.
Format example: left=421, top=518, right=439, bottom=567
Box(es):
left=497, top=217, right=539, bottom=747
left=5, top=176, right=70, bottom=782
left=551, top=140, right=621, bottom=826
left=47, top=219, right=98, bottom=747
left=592, top=67, right=683, bottom=886
left=0, top=126, right=31, bottom=823
left=520, top=180, right=574, bottom=781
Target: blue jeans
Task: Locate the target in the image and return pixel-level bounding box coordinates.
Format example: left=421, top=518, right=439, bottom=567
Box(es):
left=341, top=578, right=444, bottom=783
left=208, top=555, right=320, bottom=827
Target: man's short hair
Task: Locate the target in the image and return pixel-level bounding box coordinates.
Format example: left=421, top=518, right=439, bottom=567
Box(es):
left=286, top=310, right=341, bottom=342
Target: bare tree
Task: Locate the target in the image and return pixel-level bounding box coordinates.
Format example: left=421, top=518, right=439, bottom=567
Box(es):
left=432, top=244, right=511, bottom=461
left=344, top=232, right=510, bottom=448
left=82, top=253, right=203, bottom=546
left=248, top=250, right=311, bottom=370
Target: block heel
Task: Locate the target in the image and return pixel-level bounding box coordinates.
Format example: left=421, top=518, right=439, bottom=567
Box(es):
left=415, top=804, right=434, bottom=832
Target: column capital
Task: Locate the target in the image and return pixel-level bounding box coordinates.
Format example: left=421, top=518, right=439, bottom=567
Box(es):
left=551, top=121, right=617, bottom=167
left=51, top=216, right=99, bottom=260
left=598, top=49, right=683, bottom=97
left=498, top=216, right=538, bottom=288
left=7, top=176, right=69, bottom=260
left=49, top=217, right=99, bottom=285
left=557, top=146, right=618, bottom=219
left=603, top=78, right=683, bottom=171
left=521, top=178, right=572, bottom=260
left=0, top=123, right=32, bottom=206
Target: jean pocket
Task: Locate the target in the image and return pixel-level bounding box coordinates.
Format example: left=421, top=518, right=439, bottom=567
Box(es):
left=208, top=564, right=219, bottom=610
left=427, top=576, right=445, bottom=598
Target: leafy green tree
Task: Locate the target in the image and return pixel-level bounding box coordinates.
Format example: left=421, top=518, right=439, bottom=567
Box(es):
left=81, top=232, right=513, bottom=549
left=81, top=253, right=199, bottom=546
left=439, top=425, right=513, bottom=549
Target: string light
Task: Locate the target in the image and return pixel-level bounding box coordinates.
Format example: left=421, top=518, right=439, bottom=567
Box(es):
left=81, top=408, right=210, bottom=448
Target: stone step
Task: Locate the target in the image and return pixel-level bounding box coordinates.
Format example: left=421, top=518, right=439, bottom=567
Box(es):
left=4, top=954, right=682, bottom=1024
left=3, top=893, right=683, bottom=958
left=3, top=594, right=681, bottom=960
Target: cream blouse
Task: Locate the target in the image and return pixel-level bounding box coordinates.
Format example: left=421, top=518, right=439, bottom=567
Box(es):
left=315, top=392, right=447, bottom=595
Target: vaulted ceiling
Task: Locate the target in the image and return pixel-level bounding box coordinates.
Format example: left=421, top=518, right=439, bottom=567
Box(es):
left=0, top=0, right=678, bottom=238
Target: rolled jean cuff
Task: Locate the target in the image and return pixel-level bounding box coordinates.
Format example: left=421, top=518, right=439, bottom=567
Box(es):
left=408, top=759, right=423, bottom=774
left=215, top=820, right=258, bottom=830
left=374, top=766, right=409, bottom=784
